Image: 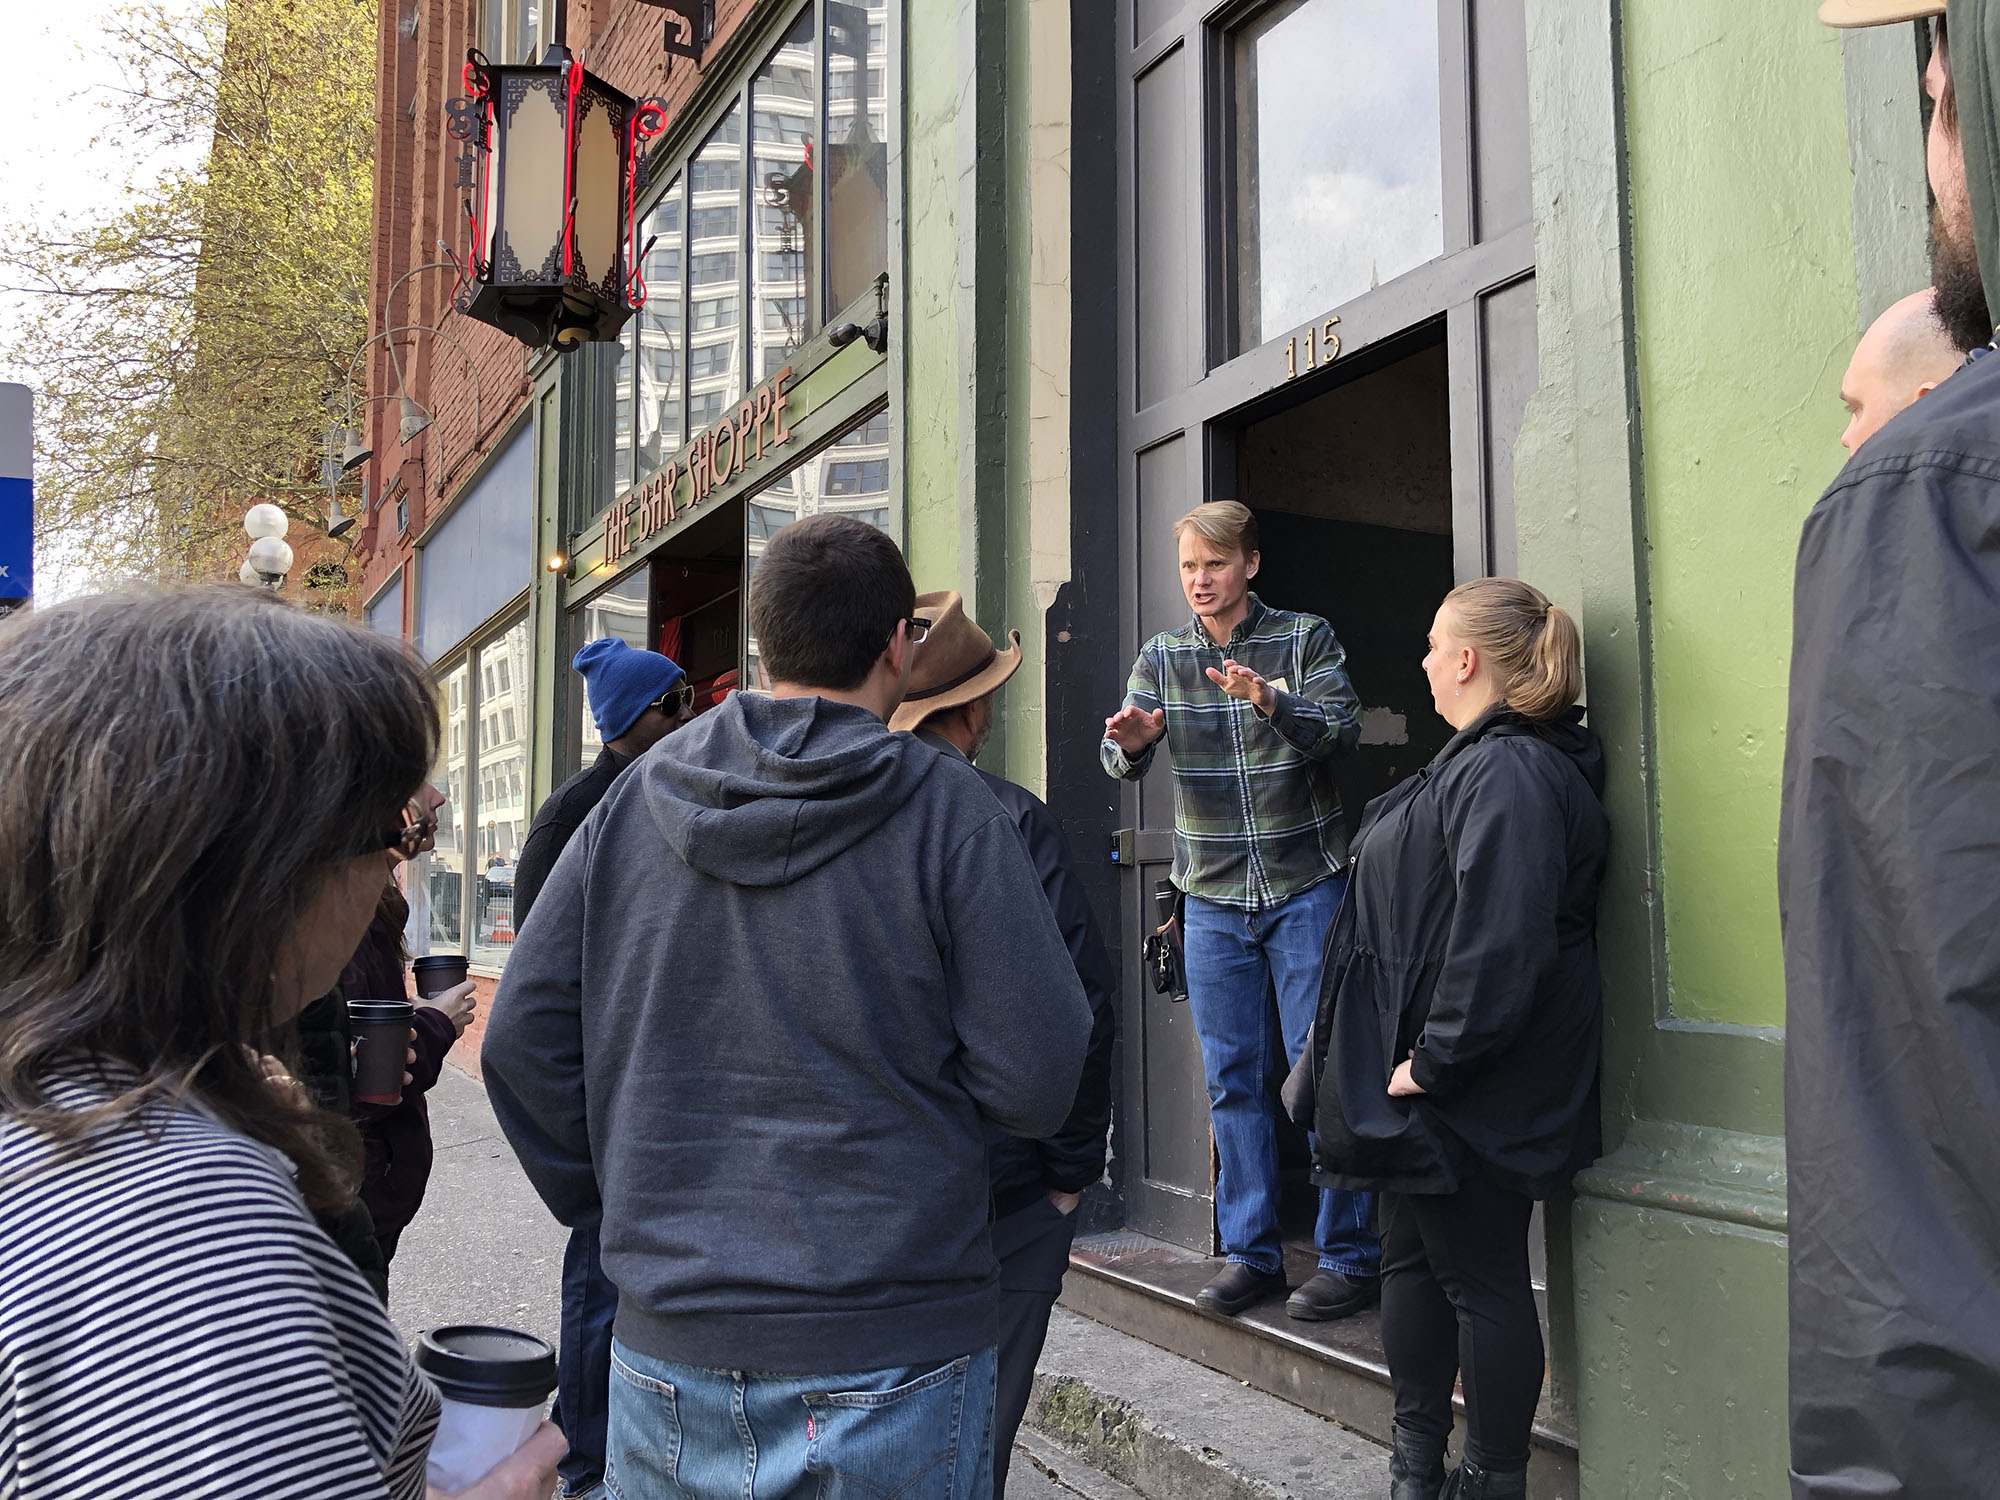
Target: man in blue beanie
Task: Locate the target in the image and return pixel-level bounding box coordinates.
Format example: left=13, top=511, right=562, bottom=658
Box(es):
left=513, top=633, right=691, bottom=1500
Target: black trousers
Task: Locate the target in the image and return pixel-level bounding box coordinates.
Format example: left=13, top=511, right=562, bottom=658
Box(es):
left=1379, top=1176, right=1542, bottom=1472
left=990, top=1194, right=1079, bottom=1498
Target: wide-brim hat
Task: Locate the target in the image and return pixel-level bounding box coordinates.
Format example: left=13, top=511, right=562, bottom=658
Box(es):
left=1819, top=0, right=1942, bottom=26
left=889, top=589, right=1022, bottom=733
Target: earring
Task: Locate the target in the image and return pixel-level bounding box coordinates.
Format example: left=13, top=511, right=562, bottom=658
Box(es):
left=1454, top=687, right=1461, bottom=697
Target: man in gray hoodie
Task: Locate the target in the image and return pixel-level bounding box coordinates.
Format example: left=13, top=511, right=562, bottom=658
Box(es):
left=484, top=514, right=1091, bottom=1500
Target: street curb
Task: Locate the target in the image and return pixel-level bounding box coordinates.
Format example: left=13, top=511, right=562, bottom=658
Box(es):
left=1023, top=1368, right=1308, bottom=1500
left=1014, top=1428, right=1147, bottom=1500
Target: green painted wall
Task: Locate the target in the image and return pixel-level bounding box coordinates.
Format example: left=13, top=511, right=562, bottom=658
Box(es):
left=902, top=0, right=965, bottom=591
left=1624, top=2, right=1861, bottom=1027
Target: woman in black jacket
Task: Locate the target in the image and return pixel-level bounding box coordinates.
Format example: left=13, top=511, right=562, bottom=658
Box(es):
left=1301, top=578, right=1608, bottom=1500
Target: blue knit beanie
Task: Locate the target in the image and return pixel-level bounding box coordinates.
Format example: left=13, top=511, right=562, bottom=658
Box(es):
left=572, top=637, right=687, bottom=741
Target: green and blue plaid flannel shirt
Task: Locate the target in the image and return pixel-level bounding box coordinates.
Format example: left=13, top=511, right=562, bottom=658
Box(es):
left=1102, top=595, right=1361, bottom=910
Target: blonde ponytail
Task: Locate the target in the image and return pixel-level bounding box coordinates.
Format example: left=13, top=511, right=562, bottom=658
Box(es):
left=1443, top=578, right=1582, bottom=722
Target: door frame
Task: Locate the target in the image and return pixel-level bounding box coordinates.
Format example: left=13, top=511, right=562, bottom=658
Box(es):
left=1112, top=0, right=1535, bottom=1247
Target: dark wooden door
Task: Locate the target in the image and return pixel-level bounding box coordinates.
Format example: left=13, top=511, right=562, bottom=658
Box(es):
left=1114, top=0, right=1538, bottom=1250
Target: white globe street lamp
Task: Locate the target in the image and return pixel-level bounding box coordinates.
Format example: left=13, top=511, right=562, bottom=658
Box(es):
left=244, top=503, right=289, bottom=541
left=241, top=506, right=294, bottom=590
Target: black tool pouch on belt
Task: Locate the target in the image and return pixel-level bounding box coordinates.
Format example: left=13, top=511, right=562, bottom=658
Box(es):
left=1143, top=879, right=1188, bottom=1003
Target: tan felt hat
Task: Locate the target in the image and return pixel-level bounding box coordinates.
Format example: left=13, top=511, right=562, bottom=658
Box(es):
left=1819, top=0, right=1943, bottom=27
left=889, top=589, right=1022, bottom=734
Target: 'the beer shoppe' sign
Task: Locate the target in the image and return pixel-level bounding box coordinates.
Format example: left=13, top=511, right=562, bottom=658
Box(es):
left=604, top=364, right=795, bottom=565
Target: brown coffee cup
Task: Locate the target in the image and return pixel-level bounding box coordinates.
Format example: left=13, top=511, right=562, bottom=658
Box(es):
left=348, top=998, right=415, bottom=1105
left=412, top=953, right=470, bottom=998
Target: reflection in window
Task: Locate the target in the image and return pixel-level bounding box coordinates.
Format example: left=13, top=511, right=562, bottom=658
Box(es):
left=689, top=344, right=733, bottom=379
left=743, top=406, right=891, bottom=688
left=576, top=570, right=651, bottom=765
left=687, top=102, right=745, bottom=432
left=423, top=660, right=471, bottom=955
left=754, top=11, right=816, bottom=380
left=746, top=500, right=796, bottom=540
left=471, top=616, right=534, bottom=969
left=1232, top=0, right=1442, bottom=350
left=824, top=1, right=887, bottom=315
left=637, top=178, right=684, bottom=477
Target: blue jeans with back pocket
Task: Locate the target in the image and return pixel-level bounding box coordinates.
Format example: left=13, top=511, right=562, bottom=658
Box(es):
left=605, top=1339, right=998, bottom=1500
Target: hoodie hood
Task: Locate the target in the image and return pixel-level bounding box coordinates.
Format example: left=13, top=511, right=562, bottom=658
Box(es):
left=637, top=692, right=941, bottom=887
left=1951, top=0, right=2000, bottom=325
left=1439, top=703, right=1607, bottom=800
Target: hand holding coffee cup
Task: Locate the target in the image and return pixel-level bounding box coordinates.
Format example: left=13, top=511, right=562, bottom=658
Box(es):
left=424, top=1419, right=564, bottom=1499
left=416, top=1326, right=559, bottom=1492
left=422, top=979, right=478, bottom=1038
left=349, top=998, right=417, bottom=1105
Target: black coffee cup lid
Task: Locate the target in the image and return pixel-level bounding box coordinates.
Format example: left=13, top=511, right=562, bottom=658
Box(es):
left=413, top=955, right=466, bottom=970
left=416, top=1326, right=557, bottom=1407
left=348, top=998, right=415, bottom=1021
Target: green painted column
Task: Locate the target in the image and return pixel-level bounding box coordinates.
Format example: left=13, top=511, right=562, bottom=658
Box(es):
left=1514, top=0, right=1872, bottom=1490
left=901, top=0, right=1009, bottom=610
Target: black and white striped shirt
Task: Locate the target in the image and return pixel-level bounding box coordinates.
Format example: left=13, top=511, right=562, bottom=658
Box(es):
left=0, top=1070, right=439, bottom=1498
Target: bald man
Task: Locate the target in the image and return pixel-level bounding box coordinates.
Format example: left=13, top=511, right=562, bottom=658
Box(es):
left=1837, top=288, right=1968, bottom=452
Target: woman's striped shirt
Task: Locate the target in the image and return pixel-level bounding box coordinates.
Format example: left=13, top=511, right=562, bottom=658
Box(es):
left=0, top=1071, right=439, bottom=1498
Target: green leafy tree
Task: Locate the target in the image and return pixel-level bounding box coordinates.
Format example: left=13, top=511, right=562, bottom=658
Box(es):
left=3, top=0, right=375, bottom=595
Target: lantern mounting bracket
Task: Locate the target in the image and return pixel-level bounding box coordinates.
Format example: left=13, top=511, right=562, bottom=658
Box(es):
left=637, top=0, right=711, bottom=62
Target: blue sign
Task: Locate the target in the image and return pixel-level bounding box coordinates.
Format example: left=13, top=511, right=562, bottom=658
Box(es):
left=0, top=384, right=30, bottom=602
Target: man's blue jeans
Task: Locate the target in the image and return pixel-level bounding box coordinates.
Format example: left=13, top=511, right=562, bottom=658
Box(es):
left=550, top=1224, right=618, bottom=1498
left=605, top=1340, right=998, bottom=1500
left=1183, top=876, right=1378, bottom=1278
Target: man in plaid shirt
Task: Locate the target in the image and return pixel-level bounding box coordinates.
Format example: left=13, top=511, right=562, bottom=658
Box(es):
left=1103, top=501, right=1379, bottom=1321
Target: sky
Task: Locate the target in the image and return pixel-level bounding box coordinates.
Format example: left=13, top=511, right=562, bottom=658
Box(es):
left=0, top=0, right=207, bottom=595
left=1242, top=0, right=1445, bottom=343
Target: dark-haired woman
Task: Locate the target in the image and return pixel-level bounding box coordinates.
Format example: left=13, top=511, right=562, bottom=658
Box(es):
left=0, top=587, right=562, bottom=1500
left=1300, top=578, right=1609, bottom=1500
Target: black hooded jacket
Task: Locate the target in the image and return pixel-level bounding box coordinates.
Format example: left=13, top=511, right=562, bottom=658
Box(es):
left=1302, top=705, right=1609, bottom=1199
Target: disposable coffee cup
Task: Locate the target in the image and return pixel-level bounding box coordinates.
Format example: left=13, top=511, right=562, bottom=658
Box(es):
left=412, top=953, right=470, bottom=999
left=348, top=998, right=414, bottom=1106
left=415, top=1325, right=557, bottom=1492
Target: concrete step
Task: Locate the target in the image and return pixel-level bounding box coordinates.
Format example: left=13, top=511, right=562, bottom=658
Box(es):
left=1058, top=1231, right=1579, bottom=1499
left=1024, top=1306, right=1392, bottom=1500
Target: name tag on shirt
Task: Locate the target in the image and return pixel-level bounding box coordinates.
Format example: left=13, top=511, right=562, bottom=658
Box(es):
left=1266, top=677, right=1289, bottom=696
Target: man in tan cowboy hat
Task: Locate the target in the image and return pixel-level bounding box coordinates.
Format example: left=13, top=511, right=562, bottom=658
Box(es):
left=1786, top=5, right=2000, bottom=1495
left=891, top=591, right=1118, bottom=1500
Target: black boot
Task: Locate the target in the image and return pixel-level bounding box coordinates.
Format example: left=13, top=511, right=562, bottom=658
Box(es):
left=1192, top=1261, right=1288, bottom=1317
left=1387, top=1422, right=1448, bottom=1500
left=1440, top=1455, right=1527, bottom=1499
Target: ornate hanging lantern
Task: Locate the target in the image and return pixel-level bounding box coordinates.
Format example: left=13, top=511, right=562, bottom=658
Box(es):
left=448, top=38, right=667, bottom=351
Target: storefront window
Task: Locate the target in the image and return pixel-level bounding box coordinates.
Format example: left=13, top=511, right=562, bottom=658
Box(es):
left=424, top=660, right=471, bottom=953
left=754, top=10, right=816, bottom=381
left=743, top=406, right=890, bottom=687
left=412, top=612, right=535, bottom=970
left=687, top=102, right=746, bottom=441
left=824, top=1, right=887, bottom=315
left=1230, top=0, right=1442, bottom=352
left=599, top=1, right=894, bottom=518
left=470, top=615, right=534, bottom=968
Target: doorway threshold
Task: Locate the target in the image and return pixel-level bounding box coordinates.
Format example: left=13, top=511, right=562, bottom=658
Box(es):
left=1061, top=1231, right=1579, bottom=1499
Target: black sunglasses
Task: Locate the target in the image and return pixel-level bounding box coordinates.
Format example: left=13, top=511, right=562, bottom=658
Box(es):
left=903, top=616, right=932, bottom=644
left=380, top=797, right=438, bottom=862
left=650, top=680, right=696, bottom=717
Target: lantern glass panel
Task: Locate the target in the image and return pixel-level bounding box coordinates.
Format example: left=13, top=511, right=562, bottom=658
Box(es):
left=753, top=11, right=815, bottom=379
left=824, top=0, right=887, bottom=315
left=573, top=85, right=623, bottom=294
left=498, top=71, right=567, bottom=284
left=686, top=101, right=744, bottom=430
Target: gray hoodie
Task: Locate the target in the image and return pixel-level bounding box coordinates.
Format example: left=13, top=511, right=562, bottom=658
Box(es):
left=482, top=691, right=1091, bottom=1375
